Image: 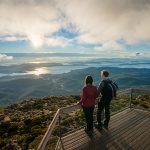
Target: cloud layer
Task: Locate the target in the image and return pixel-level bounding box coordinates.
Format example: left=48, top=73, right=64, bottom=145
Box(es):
left=0, top=54, right=13, bottom=62
left=0, top=0, right=150, bottom=51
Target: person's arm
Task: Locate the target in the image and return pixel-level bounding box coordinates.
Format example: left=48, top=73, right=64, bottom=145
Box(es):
left=94, top=87, right=98, bottom=99
left=96, top=81, right=105, bottom=97
left=78, top=88, right=86, bottom=105
left=114, top=81, right=119, bottom=90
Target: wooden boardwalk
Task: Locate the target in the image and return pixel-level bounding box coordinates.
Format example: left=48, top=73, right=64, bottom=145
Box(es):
left=57, top=109, right=150, bottom=150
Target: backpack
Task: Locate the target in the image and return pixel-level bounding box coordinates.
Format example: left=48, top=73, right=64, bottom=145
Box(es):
left=102, top=80, right=118, bottom=99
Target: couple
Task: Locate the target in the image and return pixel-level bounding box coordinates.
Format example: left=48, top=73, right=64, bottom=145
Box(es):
left=79, top=70, right=118, bottom=133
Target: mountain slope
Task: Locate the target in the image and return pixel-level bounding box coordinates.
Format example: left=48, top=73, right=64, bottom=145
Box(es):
left=0, top=67, right=150, bottom=106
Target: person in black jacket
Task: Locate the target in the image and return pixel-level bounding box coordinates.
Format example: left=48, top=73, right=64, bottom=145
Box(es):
left=96, top=70, right=118, bottom=130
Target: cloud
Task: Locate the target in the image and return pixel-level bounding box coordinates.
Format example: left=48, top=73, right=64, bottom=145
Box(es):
left=0, top=36, right=26, bottom=42
left=58, top=0, right=150, bottom=46
left=0, top=0, right=150, bottom=51
left=94, top=41, right=124, bottom=51
left=0, top=0, right=68, bottom=47
left=0, top=54, right=13, bottom=61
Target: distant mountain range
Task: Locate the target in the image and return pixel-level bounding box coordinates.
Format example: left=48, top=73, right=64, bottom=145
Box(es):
left=0, top=67, right=150, bottom=106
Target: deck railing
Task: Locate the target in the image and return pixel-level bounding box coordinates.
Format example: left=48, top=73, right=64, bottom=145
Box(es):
left=37, top=88, right=150, bottom=150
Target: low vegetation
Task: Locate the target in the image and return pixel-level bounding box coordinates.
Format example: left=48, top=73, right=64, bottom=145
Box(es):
left=0, top=94, right=149, bottom=149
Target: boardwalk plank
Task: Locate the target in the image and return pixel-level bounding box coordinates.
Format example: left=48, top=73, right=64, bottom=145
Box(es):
left=110, top=118, right=149, bottom=149
left=96, top=112, right=146, bottom=149
left=57, top=109, right=150, bottom=150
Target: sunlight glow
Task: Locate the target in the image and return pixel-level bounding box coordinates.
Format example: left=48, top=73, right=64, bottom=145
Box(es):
left=28, top=67, right=49, bottom=76
left=35, top=68, right=49, bottom=76
left=29, top=35, right=43, bottom=47
left=31, top=40, right=42, bottom=47
left=28, top=61, right=42, bottom=64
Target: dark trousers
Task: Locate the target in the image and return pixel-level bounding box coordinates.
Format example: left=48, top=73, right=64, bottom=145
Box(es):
left=83, top=106, right=94, bottom=131
left=97, top=98, right=111, bottom=127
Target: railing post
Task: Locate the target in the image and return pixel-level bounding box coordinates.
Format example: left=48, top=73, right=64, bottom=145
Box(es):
left=58, top=115, right=61, bottom=138
left=129, top=88, right=133, bottom=108
left=58, top=112, right=64, bottom=150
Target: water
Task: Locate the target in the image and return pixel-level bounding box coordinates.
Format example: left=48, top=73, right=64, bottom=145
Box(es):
left=0, top=53, right=150, bottom=77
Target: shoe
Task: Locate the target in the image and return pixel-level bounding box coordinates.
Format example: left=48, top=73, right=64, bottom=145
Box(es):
left=103, top=124, right=108, bottom=130
left=95, top=123, right=103, bottom=130
left=84, top=127, right=93, bottom=132
left=84, top=129, right=93, bottom=137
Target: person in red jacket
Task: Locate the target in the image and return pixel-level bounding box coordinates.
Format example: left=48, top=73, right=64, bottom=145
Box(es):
left=79, top=75, right=97, bottom=133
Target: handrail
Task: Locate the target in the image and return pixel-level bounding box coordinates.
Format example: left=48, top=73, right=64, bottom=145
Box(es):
left=37, top=88, right=150, bottom=150
left=117, top=88, right=132, bottom=95
left=132, top=88, right=150, bottom=94
left=60, top=104, right=81, bottom=114
left=37, top=105, right=82, bottom=150
left=37, top=109, right=60, bottom=150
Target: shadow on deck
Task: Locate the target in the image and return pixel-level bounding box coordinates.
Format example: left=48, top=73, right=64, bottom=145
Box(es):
left=57, top=109, right=150, bottom=150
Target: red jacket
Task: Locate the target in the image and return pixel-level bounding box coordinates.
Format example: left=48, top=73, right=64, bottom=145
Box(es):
left=79, top=85, right=97, bottom=107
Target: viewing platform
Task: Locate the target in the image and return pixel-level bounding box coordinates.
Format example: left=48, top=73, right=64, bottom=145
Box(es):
left=57, top=109, right=150, bottom=150
left=37, top=89, right=150, bottom=150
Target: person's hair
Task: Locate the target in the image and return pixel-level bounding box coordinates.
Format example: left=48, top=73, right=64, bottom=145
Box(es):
left=101, top=70, right=109, bottom=77
left=84, top=75, right=93, bottom=85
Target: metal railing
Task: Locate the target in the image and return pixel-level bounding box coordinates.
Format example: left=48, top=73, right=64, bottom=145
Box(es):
left=37, top=105, right=81, bottom=150
left=37, top=88, right=150, bottom=150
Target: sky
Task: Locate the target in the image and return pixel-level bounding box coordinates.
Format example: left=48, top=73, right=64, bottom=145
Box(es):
left=0, top=0, right=150, bottom=59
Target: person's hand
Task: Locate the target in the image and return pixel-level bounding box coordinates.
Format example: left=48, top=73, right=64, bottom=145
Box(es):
left=77, top=102, right=81, bottom=105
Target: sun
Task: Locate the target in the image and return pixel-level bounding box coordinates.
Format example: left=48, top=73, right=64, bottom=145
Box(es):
left=29, top=35, right=43, bottom=47
left=32, top=39, right=42, bottom=47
